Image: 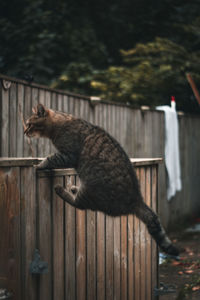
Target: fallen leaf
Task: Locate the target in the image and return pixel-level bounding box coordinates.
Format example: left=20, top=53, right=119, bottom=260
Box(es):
left=172, top=261, right=181, bottom=266
left=192, top=286, right=200, bottom=292
left=184, top=270, right=194, bottom=274
left=178, top=271, right=183, bottom=275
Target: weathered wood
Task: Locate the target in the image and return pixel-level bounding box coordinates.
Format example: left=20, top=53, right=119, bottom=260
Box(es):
left=9, top=83, right=17, bottom=156
left=76, top=178, right=86, bottom=300
left=127, top=214, right=134, bottom=300
left=1, top=86, right=9, bottom=156
left=105, top=215, right=114, bottom=300
left=146, top=167, right=152, bottom=300
left=96, top=212, right=106, bottom=300
left=86, top=210, right=96, bottom=300
left=151, top=166, right=159, bottom=296
left=134, top=167, right=141, bottom=300
left=0, top=159, right=159, bottom=300
left=113, top=216, right=121, bottom=300
left=0, top=157, right=162, bottom=167
left=65, top=176, right=76, bottom=300
left=37, top=175, right=52, bottom=300
left=121, top=215, right=128, bottom=300
left=140, top=167, right=147, bottom=300
left=17, top=84, right=25, bottom=157
left=0, top=167, right=21, bottom=300
left=52, top=176, right=64, bottom=300
left=20, top=167, right=37, bottom=300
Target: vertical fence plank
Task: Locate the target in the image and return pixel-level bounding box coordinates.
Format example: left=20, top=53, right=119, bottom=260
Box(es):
left=146, top=167, right=152, bottom=300
left=9, top=83, right=17, bottom=156
left=37, top=89, right=45, bottom=157
left=0, top=167, right=21, bottom=299
left=52, top=175, right=64, bottom=300
left=128, top=213, right=134, bottom=300
left=65, top=175, right=76, bottom=300
left=121, top=215, right=128, bottom=300
left=96, top=212, right=105, bottom=300
left=105, top=216, right=114, bottom=300
left=87, top=210, right=96, bottom=300
left=76, top=177, right=86, bottom=300
left=134, top=167, right=141, bottom=300
left=140, top=167, right=147, bottom=300
left=23, top=86, right=32, bottom=157
left=37, top=175, right=53, bottom=300
left=17, top=84, right=24, bottom=157
left=0, top=85, right=9, bottom=156
left=20, top=167, right=37, bottom=300
left=45, top=91, right=52, bottom=156
left=31, top=88, right=39, bottom=157
left=151, top=166, right=158, bottom=296
left=113, top=216, right=121, bottom=300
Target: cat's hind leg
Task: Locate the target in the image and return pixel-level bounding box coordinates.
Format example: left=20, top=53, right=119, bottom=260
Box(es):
left=54, top=184, right=86, bottom=209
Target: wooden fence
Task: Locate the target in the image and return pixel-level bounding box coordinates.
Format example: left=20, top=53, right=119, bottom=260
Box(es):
left=0, top=158, right=159, bottom=300
left=0, top=74, right=200, bottom=227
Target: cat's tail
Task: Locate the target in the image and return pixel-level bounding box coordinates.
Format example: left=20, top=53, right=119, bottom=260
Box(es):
left=134, top=201, right=179, bottom=256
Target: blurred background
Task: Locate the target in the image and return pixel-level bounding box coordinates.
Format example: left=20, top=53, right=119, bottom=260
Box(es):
left=1, top=0, right=200, bottom=112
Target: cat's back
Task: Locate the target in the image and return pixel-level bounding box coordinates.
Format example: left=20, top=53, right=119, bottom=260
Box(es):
left=78, top=123, right=138, bottom=188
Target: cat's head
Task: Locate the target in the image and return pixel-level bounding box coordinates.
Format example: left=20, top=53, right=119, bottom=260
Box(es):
left=24, top=103, right=50, bottom=138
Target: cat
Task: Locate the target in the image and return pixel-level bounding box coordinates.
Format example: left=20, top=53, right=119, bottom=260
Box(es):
left=24, top=103, right=179, bottom=256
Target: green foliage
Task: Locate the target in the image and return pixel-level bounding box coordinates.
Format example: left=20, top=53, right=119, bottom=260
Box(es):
left=0, top=0, right=200, bottom=112
left=90, top=38, right=200, bottom=111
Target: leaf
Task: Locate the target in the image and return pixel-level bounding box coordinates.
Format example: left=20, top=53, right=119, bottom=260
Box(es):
left=184, top=270, right=194, bottom=274
left=178, top=271, right=183, bottom=275
left=192, top=286, right=200, bottom=291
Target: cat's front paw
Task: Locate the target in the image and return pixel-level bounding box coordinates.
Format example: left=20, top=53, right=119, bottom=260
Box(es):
left=33, top=164, right=45, bottom=170
left=55, top=184, right=64, bottom=196
left=33, top=160, right=49, bottom=170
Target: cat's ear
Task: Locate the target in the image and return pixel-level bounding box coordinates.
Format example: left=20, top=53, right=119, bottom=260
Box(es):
left=36, top=103, right=48, bottom=117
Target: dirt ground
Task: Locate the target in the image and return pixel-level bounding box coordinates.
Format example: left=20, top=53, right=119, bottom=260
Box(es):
left=159, top=228, right=200, bottom=300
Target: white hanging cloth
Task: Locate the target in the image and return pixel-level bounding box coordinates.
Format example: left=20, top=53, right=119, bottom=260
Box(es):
left=156, top=105, right=182, bottom=200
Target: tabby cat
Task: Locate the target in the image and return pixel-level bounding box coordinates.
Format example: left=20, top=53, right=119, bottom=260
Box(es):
left=24, top=103, right=179, bottom=256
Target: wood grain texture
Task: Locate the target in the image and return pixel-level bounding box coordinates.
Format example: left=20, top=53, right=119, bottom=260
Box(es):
left=127, top=214, right=134, bottom=300
left=65, top=176, right=76, bottom=300
left=20, top=166, right=37, bottom=300
left=96, top=212, right=105, bottom=300
left=86, top=210, right=96, bottom=300
left=121, top=215, right=128, bottom=300
left=37, top=176, right=53, bottom=300
left=0, top=159, right=159, bottom=300
left=134, top=167, right=141, bottom=300
left=52, top=176, right=64, bottom=300
left=113, top=216, right=121, bottom=300
left=140, top=167, right=147, bottom=300
left=0, top=167, right=21, bottom=300
left=1, top=86, right=9, bottom=155
left=105, top=215, right=114, bottom=300
left=76, top=177, right=86, bottom=300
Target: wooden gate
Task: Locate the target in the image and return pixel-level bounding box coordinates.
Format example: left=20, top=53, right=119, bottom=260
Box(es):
left=0, top=158, right=160, bottom=300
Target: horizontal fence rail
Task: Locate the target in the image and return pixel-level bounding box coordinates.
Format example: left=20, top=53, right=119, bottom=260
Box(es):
left=0, top=74, right=200, bottom=227
left=0, top=158, right=159, bottom=300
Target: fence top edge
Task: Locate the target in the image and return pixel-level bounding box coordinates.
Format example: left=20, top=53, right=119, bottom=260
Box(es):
left=0, top=73, right=90, bottom=100
left=0, top=157, right=163, bottom=168
left=0, top=73, right=166, bottom=112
